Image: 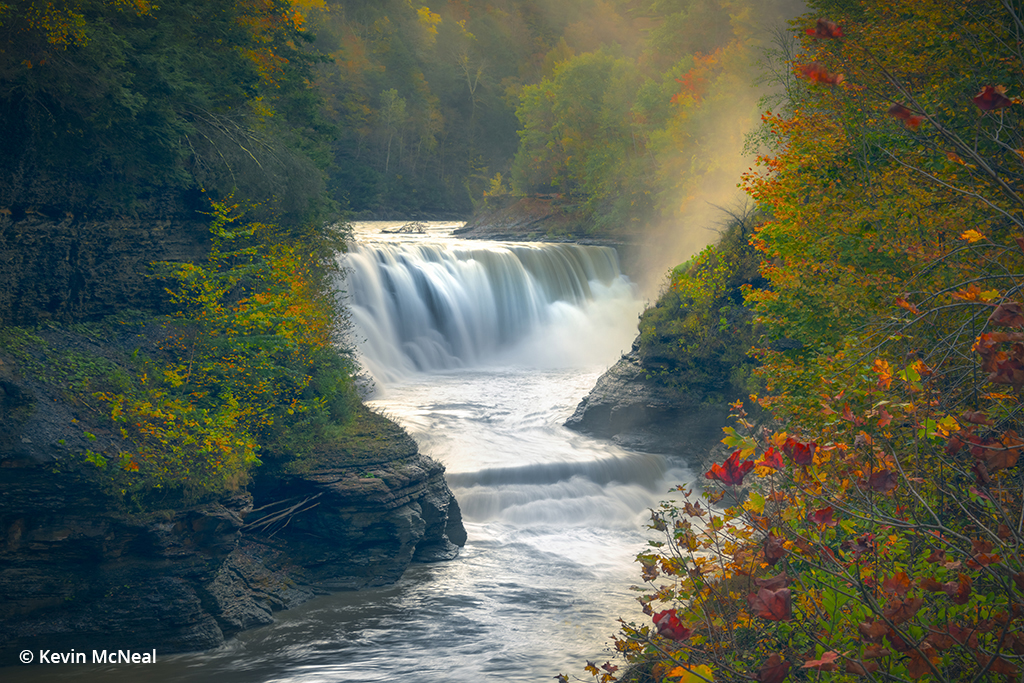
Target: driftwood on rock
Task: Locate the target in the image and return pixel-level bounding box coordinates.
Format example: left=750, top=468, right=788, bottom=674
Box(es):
left=381, top=221, right=426, bottom=234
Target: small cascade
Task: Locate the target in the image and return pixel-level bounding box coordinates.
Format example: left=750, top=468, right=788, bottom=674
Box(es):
left=343, top=237, right=635, bottom=383
left=446, top=450, right=671, bottom=527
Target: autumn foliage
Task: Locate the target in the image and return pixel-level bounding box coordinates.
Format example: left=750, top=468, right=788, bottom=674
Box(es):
left=591, top=1, right=1024, bottom=681
left=85, top=198, right=355, bottom=500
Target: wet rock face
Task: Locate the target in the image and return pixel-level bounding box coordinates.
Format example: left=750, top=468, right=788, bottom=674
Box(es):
left=0, top=413, right=466, bottom=659
left=0, top=211, right=209, bottom=325
left=0, top=204, right=468, bottom=657
left=565, top=341, right=730, bottom=468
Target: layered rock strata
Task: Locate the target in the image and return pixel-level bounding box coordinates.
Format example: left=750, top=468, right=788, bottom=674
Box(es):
left=0, top=384, right=464, bottom=658
left=565, top=340, right=730, bottom=469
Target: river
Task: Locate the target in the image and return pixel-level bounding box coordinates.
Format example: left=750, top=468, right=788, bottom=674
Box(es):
left=6, top=222, right=695, bottom=682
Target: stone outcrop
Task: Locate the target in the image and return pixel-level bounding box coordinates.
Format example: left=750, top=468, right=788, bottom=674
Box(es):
left=0, top=205, right=210, bottom=326
left=0, top=368, right=465, bottom=658
left=565, top=338, right=731, bottom=469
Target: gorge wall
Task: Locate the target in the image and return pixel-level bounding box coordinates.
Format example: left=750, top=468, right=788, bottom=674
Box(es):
left=0, top=197, right=211, bottom=326
left=0, top=378, right=465, bottom=659
left=564, top=336, right=731, bottom=470
left=0, top=204, right=467, bottom=658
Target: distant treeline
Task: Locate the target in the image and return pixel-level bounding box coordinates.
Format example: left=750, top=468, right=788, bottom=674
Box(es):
left=0, top=1, right=804, bottom=227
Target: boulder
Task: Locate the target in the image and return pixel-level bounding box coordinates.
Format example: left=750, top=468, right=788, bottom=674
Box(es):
left=565, top=340, right=731, bottom=469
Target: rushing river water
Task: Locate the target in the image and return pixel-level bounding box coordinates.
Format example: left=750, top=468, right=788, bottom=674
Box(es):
left=6, top=222, right=696, bottom=682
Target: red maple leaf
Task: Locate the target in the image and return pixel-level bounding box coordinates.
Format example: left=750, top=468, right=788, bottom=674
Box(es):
left=882, top=571, right=913, bottom=598
left=758, top=446, right=784, bottom=469
left=907, top=647, right=936, bottom=679
left=887, top=104, right=926, bottom=130
left=968, top=432, right=1023, bottom=470
left=973, top=85, right=1013, bottom=111
left=755, top=572, right=790, bottom=590
left=989, top=357, right=1024, bottom=388
left=652, top=609, right=692, bottom=641
left=857, top=620, right=887, bottom=642
left=861, top=469, right=897, bottom=493
left=783, top=437, right=815, bottom=466
left=806, top=18, right=843, bottom=39
left=961, top=410, right=991, bottom=425
left=798, top=62, right=844, bottom=86
left=845, top=659, right=880, bottom=675
left=863, top=643, right=892, bottom=658
left=841, top=402, right=863, bottom=424
left=949, top=624, right=979, bottom=648
left=763, top=531, right=787, bottom=566
left=842, top=533, right=875, bottom=559
left=705, top=450, right=754, bottom=486
left=968, top=538, right=1002, bottom=567
left=809, top=506, right=838, bottom=527
left=877, top=407, right=893, bottom=427
left=926, top=630, right=956, bottom=651
left=984, top=656, right=1019, bottom=677
left=757, top=653, right=790, bottom=683
left=882, top=596, right=924, bottom=624
left=942, top=573, right=972, bottom=605
left=748, top=587, right=792, bottom=621
left=989, top=301, right=1024, bottom=327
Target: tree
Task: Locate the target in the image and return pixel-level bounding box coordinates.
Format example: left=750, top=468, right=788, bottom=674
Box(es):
left=379, top=88, right=407, bottom=175
left=592, top=3, right=1024, bottom=681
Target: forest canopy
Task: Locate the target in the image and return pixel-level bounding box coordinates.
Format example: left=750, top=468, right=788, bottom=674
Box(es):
left=0, top=0, right=804, bottom=230
left=0, top=0, right=333, bottom=220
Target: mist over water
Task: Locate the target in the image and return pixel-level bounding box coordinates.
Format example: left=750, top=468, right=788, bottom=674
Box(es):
left=4, top=223, right=696, bottom=683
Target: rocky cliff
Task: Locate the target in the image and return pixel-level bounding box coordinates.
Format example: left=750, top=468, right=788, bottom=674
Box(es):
left=565, top=340, right=731, bottom=469
left=0, top=308, right=465, bottom=658
left=0, top=198, right=210, bottom=326
left=0, top=396, right=465, bottom=659
left=566, top=215, right=763, bottom=468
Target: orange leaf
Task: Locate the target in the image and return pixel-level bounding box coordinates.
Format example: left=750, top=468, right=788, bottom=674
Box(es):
left=895, top=297, right=921, bottom=314
left=802, top=651, right=839, bottom=671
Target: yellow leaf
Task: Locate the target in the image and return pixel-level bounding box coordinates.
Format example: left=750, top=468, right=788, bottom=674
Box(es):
left=960, top=229, right=985, bottom=243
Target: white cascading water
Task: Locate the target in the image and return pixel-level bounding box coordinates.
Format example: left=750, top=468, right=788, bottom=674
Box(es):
left=8, top=223, right=695, bottom=683
left=344, top=234, right=635, bottom=382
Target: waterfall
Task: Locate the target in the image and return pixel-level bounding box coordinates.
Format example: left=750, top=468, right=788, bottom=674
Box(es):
left=343, top=236, right=638, bottom=383
left=94, top=227, right=687, bottom=683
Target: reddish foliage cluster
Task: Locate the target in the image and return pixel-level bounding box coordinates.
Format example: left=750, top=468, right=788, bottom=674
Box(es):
left=797, top=62, right=843, bottom=86
left=652, top=609, right=692, bottom=641
left=704, top=450, right=754, bottom=485
left=781, top=437, right=815, bottom=465
left=806, top=18, right=843, bottom=39
left=973, top=85, right=1013, bottom=110
left=599, top=8, right=1024, bottom=683
left=887, top=103, right=926, bottom=129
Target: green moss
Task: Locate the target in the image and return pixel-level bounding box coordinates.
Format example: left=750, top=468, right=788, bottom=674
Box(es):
left=635, top=212, right=765, bottom=403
